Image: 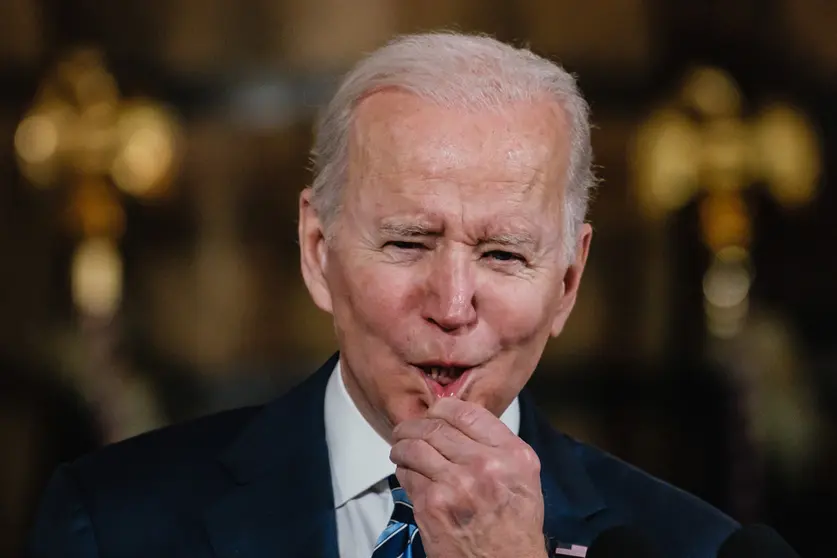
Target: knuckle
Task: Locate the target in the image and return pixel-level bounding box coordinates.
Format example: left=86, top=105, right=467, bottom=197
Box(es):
left=515, top=443, right=541, bottom=472
left=471, top=454, right=489, bottom=475
left=456, top=407, right=480, bottom=428
left=441, top=425, right=461, bottom=445
left=472, top=454, right=503, bottom=478
left=425, top=485, right=453, bottom=512
left=422, top=418, right=445, bottom=441
left=485, top=456, right=505, bottom=477
left=393, top=439, right=419, bottom=461
left=406, top=438, right=427, bottom=457
left=458, top=472, right=477, bottom=495
left=389, top=441, right=404, bottom=461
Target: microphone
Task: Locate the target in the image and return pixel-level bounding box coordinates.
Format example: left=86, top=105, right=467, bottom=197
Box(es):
left=586, top=525, right=661, bottom=558
left=717, top=524, right=800, bottom=558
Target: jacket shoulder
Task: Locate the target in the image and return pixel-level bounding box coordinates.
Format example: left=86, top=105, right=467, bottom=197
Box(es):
left=30, top=359, right=338, bottom=557
left=71, top=405, right=261, bottom=522
left=73, top=405, right=260, bottom=479
left=29, top=405, right=264, bottom=557
left=574, top=438, right=739, bottom=557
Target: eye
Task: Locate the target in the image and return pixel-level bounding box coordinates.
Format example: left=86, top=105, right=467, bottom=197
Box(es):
left=385, top=241, right=426, bottom=250
left=484, top=250, right=525, bottom=263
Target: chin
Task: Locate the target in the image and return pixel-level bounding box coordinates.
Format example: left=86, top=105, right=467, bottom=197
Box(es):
left=379, top=394, right=426, bottom=428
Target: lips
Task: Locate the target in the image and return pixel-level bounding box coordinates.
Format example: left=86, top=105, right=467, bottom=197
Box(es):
left=413, top=364, right=476, bottom=399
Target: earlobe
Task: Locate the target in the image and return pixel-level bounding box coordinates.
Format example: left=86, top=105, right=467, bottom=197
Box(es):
left=549, top=223, right=593, bottom=338
left=298, top=189, right=334, bottom=314
left=549, top=300, right=570, bottom=338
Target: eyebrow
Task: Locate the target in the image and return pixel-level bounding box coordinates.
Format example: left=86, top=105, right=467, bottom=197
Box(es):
left=379, top=219, right=537, bottom=249
left=484, top=231, right=537, bottom=248
left=379, top=220, right=441, bottom=237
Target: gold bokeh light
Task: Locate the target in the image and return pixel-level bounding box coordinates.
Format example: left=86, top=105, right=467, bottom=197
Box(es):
left=14, top=48, right=182, bottom=203
left=631, top=65, right=821, bottom=338
left=15, top=47, right=182, bottom=318
left=71, top=236, right=123, bottom=318
left=111, top=101, right=181, bottom=199
left=632, top=66, right=821, bottom=224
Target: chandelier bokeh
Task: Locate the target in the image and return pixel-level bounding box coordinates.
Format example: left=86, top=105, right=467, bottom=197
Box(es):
left=631, top=66, right=821, bottom=338
left=14, top=47, right=182, bottom=318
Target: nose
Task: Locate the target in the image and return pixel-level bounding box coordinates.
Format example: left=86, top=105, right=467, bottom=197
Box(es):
left=422, top=251, right=478, bottom=333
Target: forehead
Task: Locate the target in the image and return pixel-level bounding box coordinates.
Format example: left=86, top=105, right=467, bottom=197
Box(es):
left=347, top=90, right=571, bottom=210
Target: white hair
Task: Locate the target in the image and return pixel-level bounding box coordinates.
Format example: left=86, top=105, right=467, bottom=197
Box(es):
left=309, top=31, right=596, bottom=259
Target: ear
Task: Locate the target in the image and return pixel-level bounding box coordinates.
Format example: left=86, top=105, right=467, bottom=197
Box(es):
left=550, top=223, right=593, bottom=337
left=298, top=188, right=334, bottom=314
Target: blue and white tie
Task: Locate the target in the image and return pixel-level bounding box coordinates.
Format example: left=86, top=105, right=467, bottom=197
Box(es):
left=371, top=475, right=426, bottom=558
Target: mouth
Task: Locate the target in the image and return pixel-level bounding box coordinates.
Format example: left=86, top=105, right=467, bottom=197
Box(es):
left=412, top=363, right=477, bottom=399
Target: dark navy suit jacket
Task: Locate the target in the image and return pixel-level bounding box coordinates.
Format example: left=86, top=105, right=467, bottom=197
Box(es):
left=27, top=354, right=738, bottom=557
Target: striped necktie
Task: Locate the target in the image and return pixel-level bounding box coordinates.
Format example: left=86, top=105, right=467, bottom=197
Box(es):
left=371, top=475, right=426, bottom=558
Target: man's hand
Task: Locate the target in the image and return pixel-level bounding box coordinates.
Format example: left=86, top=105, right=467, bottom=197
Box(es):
left=390, top=397, right=547, bottom=558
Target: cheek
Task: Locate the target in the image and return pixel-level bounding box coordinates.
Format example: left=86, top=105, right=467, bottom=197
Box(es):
left=480, top=277, right=560, bottom=342
left=339, top=262, right=423, bottom=336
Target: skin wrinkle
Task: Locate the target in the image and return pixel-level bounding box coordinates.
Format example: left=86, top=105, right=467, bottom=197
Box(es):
left=299, top=105, right=597, bottom=558
left=298, top=88, right=592, bottom=444
left=297, top=38, right=598, bottom=556
left=350, top=92, right=554, bottom=194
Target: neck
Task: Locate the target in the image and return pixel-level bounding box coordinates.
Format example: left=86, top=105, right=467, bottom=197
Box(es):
left=338, top=357, right=396, bottom=444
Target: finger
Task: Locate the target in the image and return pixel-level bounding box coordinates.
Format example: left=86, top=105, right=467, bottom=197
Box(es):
left=395, top=466, right=431, bottom=502
left=393, top=418, right=482, bottom=464
left=427, top=397, right=513, bottom=447
left=390, top=438, right=451, bottom=481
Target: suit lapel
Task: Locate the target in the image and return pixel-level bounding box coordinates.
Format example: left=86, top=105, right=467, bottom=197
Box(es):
left=517, top=388, right=620, bottom=548
left=204, top=354, right=340, bottom=558
left=203, top=355, right=615, bottom=556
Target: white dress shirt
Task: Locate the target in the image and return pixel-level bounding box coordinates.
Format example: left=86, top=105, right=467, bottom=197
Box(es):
left=324, top=360, right=521, bottom=557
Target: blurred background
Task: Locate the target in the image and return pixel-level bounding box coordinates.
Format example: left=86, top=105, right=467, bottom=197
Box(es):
left=1, top=0, right=836, bottom=556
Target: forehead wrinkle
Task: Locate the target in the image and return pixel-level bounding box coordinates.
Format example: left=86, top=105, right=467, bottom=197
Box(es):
left=352, top=91, right=566, bottom=185
left=347, top=90, right=571, bottom=250
left=347, top=97, right=413, bottom=199
left=350, top=93, right=432, bottom=180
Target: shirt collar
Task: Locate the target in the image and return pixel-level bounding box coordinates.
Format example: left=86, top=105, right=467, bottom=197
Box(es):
left=324, top=359, right=521, bottom=509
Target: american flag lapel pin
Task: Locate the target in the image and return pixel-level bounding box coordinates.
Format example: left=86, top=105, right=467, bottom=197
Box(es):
left=554, top=542, right=588, bottom=557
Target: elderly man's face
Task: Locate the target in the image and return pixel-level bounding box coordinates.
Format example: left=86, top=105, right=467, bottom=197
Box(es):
left=300, top=90, right=591, bottom=439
